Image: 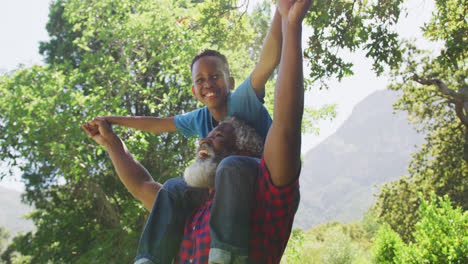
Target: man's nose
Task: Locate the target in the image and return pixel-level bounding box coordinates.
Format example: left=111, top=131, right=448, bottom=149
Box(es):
left=199, top=137, right=211, bottom=146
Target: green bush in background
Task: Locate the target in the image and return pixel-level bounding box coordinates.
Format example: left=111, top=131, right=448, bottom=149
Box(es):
left=321, top=231, right=355, bottom=264
left=400, top=194, right=468, bottom=263
left=371, top=193, right=468, bottom=264
left=371, top=224, right=404, bottom=264
left=281, top=219, right=376, bottom=264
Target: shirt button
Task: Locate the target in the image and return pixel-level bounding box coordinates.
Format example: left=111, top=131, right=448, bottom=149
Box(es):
left=190, top=259, right=193, bottom=263
left=192, top=226, right=196, bottom=231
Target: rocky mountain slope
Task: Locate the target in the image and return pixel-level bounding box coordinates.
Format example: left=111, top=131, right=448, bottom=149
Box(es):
left=295, top=90, right=425, bottom=230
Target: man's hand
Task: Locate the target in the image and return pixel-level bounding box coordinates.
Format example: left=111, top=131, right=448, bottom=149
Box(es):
left=82, top=118, right=118, bottom=148
left=278, top=0, right=312, bottom=25
left=82, top=117, right=160, bottom=210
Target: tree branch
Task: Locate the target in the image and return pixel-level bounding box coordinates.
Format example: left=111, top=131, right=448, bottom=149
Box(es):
left=412, top=74, right=457, bottom=97
left=455, top=101, right=468, bottom=127
left=412, top=74, right=468, bottom=127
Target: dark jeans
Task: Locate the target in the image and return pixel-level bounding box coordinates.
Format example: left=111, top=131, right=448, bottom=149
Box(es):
left=134, top=156, right=260, bottom=264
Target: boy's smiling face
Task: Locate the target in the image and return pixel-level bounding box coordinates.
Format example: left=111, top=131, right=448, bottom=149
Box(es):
left=191, top=56, right=234, bottom=111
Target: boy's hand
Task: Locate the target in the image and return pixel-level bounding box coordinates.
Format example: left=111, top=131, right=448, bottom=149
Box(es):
left=278, top=0, right=312, bottom=25
left=82, top=118, right=118, bottom=148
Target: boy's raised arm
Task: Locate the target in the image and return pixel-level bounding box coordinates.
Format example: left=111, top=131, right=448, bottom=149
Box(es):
left=250, top=8, right=282, bottom=97
left=100, top=115, right=178, bottom=134
left=264, top=0, right=311, bottom=186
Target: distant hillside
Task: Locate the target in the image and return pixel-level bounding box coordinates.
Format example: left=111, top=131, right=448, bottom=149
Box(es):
left=295, top=90, right=425, bottom=230
left=0, top=186, right=35, bottom=238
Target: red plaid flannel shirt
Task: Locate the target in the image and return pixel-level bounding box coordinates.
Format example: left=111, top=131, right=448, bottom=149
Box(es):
left=175, top=157, right=300, bottom=264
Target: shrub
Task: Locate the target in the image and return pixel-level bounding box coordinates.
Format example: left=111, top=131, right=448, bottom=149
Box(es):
left=321, top=231, right=355, bottom=264
left=371, top=224, right=404, bottom=264
left=372, top=193, right=468, bottom=264
left=281, top=228, right=308, bottom=263
left=362, top=209, right=381, bottom=239
left=400, top=194, right=468, bottom=263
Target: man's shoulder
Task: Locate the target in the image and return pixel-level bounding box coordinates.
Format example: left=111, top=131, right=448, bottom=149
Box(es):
left=257, top=157, right=299, bottom=196
left=249, top=158, right=299, bottom=263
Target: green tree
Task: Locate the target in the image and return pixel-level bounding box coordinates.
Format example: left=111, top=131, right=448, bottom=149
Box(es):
left=301, top=0, right=467, bottom=241
left=303, top=0, right=405, bottom=88
left=0, top=0, right=272, bottom=262
left=38, top=0, right=84, bottom=69
left=373, top=0, right=468, bottom=241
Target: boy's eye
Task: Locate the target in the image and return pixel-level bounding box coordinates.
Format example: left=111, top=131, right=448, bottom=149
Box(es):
left=212, top=74, right=219, bottom=79
left=196, top=78, right=204, bottom=84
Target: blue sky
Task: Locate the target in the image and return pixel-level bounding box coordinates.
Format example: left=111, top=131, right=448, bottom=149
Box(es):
left=0, top=0, right=435, bottom=191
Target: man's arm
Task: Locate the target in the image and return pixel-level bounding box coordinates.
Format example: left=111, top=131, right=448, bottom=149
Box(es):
left=263, top=0, right=312, bottom=186
left=82, top=118, right=161, bottom=211
left=250, top=8, right=282, bottom=97
left=100, top=116, right=178, bottom=134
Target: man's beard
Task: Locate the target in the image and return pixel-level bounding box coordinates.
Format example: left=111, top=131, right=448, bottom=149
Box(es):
left=183, top=143, right=229, bottom=188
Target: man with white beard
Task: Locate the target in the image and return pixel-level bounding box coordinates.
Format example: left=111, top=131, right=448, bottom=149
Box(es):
left=183, top=116, right=263, bottom=189
left=82, top=0, right=309, bottom=262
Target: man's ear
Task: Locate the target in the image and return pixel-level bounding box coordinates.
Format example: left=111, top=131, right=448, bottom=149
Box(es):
left=192, top=86, right=196, bottom=98
left=229, top=77, right=235, bottom=91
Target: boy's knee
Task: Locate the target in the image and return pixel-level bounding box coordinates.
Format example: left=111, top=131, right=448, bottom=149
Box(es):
left=215, top=156, right=259, bottom=185
left=218, top=155, right=243, bottom=169
left=217, top=155, right=258, bottom=172
left=162, top=176, right=188, bottom=194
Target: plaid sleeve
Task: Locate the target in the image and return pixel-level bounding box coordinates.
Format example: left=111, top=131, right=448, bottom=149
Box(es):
left=249, top=157, right=300, bottom=264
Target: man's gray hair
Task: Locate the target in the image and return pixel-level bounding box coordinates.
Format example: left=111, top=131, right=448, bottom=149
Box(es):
left=219, top=116, right=264, bottom=158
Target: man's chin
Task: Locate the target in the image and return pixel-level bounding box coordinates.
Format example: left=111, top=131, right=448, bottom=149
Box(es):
left=183, top=158, right=217, bottom=188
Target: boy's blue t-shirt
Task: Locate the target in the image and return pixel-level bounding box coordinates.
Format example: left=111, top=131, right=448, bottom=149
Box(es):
left=174, top=76, right=272, bottom=141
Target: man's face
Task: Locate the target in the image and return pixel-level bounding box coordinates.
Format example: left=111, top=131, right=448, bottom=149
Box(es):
left=191, top=56, right=233, bottom=110
left=198, top=123, right=237, bottom=159
left=184, top=123, right=237, bottom=188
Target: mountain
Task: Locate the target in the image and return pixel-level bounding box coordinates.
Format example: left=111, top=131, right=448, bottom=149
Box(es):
left=0, top=186, right=35, bottom=238
left=294, top=89, right=425, bottom=230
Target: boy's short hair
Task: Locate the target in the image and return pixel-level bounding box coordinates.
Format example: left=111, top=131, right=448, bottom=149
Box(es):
left=191, top=49, right=230, bottom=76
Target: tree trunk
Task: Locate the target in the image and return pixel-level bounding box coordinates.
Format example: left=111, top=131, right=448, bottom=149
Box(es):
left=464, top=128, right=468, bottom=165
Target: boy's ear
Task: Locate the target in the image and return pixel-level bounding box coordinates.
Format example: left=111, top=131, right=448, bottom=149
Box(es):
left=191, top=86, right=196, bottom=97
left=229, top=77, right=235, bottom=91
